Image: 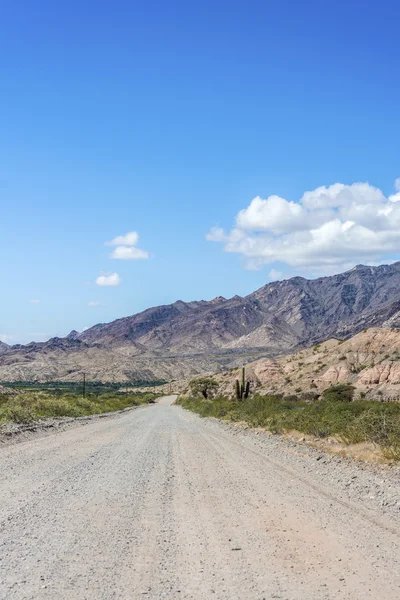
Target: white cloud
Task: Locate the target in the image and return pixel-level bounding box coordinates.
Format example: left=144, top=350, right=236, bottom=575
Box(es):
left=105, top=231, right=139, bottom=246
left=105, top=230, right=149, bottom=260
left=237, top=195, right=306, bottom=233
left=268, top=269, right=284, bottom=281
left=88, top=301, right=105, bottom=307
left=389, top=178, right=400, bottom=203
left=206, top=227, right=229, bottom=242
left=206, top=179, right=400, bottom=272
left=96, top=273, right=121, bottom=286
left=28, top=299, right=40, bottom=304
left=110, top=246, right=149, bottom=260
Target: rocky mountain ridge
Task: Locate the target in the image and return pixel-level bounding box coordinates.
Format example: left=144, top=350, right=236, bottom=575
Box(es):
left=1, top=262, right=400, bottom=382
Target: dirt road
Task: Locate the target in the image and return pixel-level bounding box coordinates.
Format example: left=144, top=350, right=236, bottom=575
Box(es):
left=1, top=396, right=400, bottom=599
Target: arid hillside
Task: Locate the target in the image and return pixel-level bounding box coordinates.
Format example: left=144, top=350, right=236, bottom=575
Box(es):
left=212, top=328, right=400, bottom=401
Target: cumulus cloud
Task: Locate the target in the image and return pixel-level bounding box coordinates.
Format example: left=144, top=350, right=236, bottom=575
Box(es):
left=110, top=246, right=149, bottom=260
left=206, top=179, right=400, bottom=272
left=237, top=195, right=306, bottom=233
left=389, top=178, right=400, bottom=203
left=95, top=273, right=121, bottom=286
left=105, top=231, right=149, bottom=260
left=105, top=231, right=139, bottom=246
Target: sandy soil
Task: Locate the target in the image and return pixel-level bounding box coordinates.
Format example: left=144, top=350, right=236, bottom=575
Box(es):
left=0, top=396, right=399, bottom=599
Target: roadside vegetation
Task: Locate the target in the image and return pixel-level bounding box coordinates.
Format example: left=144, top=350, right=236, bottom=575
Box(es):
left=0, top=389, right=156, bottom=425
left=177, top=384, right=400, bottom=461
left=2, top=379, right=166, bottom=394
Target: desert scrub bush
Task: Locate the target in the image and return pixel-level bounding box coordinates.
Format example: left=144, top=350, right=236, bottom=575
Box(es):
left=189, top=377, right=218, bottom=399
left=300, top=391, right=320, bottom=402
left=0, top=390, right=155, bottom=424
left=349, top=406, right=400, bottom=460
left=178, top=390, right=400, bottom=462
left=2, top=403, right=36, bottom=424
left=322, top=384, right=355, bottom=403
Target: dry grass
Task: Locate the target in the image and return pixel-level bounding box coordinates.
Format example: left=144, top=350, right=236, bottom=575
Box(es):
left=283, top=431, right=385, bottom=464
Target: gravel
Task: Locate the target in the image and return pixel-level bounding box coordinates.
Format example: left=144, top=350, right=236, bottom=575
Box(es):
left=0, top=395, right=399, bottom=599
left=208, top=418, right=400, bottom=524
left=0, top=404, right=145, bottom=447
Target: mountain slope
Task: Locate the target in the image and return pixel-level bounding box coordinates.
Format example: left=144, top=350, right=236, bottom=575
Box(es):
left=76, top=262, right=400, bottom=354
left=0, top=341, right=9, bottom=355
left=212, top=327, right=400, bottom=401
left=1, top=262, right=400, bottom=382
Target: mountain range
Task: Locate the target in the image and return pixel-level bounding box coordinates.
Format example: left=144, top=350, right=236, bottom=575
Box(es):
left=1, top=262, right=400, bottom=382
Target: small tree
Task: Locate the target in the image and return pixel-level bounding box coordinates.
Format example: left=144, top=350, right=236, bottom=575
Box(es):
left=189, top=377, right=218, bottom=399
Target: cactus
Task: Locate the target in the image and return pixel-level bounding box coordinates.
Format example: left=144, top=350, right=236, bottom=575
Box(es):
left=235, top=379, right=241, bottom=400
left=235, top=367, right=252, bottom=400
left=235, top=366, right=248, bottom=400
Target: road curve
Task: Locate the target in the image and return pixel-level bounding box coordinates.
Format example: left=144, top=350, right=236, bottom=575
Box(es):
left=1, top=396, right=399, bottom=600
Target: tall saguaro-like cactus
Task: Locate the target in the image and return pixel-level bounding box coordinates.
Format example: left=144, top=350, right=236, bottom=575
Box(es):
left=235, top=366, right=250, bottom=400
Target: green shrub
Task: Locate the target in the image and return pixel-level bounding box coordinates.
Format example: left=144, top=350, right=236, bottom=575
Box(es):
left=177, top=389, right=400, bottom=462
left=0, top=390, right=155, bottom=424
left=322, top=384, right=355, bottom=403
left=2, top=404, right=36, bottom=424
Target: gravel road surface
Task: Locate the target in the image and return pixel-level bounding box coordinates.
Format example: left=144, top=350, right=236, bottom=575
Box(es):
left=1, top=396, right=400, bottom=600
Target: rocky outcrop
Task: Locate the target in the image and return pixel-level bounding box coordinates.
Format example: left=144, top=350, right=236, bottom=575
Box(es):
left=208, top=328, right=400, bottom=401
left=358, top=363, right=400, bottom=386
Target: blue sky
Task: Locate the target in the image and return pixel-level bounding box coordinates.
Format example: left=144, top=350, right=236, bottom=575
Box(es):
left=1, top=0, right=399, bottom=343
